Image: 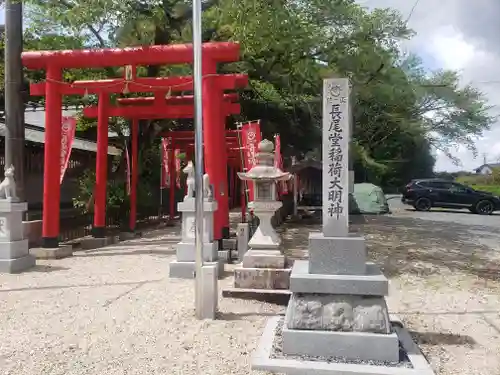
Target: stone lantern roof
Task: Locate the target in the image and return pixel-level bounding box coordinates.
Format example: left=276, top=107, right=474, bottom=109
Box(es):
left=238, top=139, right=291, bottom=182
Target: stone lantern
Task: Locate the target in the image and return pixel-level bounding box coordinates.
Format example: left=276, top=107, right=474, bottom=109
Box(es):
left=233, top=139, right=291, bottom=291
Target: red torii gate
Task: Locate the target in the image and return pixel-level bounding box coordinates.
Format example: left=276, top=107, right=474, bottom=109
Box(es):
left=22, top=42, right=246, bottom=248
left=83, top=96, right=242, bottom=236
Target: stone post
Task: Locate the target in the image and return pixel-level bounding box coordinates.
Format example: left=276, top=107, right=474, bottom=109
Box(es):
left=236, top=222, right=249, bottom=260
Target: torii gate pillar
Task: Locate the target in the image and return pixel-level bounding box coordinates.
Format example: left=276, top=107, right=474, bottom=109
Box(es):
left=41, top=66, right=63, bottom=248
left=203, top=76, right=230, bottom=240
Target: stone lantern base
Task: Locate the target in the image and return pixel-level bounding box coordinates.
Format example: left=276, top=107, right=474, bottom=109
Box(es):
left=223, top=202, right=291, bottom=302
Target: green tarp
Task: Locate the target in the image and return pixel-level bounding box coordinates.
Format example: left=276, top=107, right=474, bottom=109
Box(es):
left=352, top=183, right=390, bottom=214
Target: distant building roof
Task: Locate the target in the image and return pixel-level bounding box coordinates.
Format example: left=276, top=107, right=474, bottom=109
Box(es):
left=474, top=163, right=500, bottom=172
left=24, top=108, right=124, bottom=138
left=0, top=108, right=121, bottom=156
left=288, top=160, right=322, bottom=173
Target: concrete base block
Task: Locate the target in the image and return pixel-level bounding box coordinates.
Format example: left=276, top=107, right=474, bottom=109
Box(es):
left=81, top=236, right=118, bottom=250
left=234, top=266, right=291, bottom=290
left=200, top=263, right=218, bottom=319
left=176, top=241, right=218, bottom=262
left=252, top=317, right=436, bottom=375
left=0, top=239, right=29, bottom=259
left=282, top=326, right=399, bottom=362
left=30, top=245, right=73, bottom=260
left=243, top=250, right=285, bottom=269
left=290, top=260, right=389, bottom=296
left=0, top=254, right=36, bottom=273
left=309, top=232, right=366, bottom=275
left=169, top=259, right=224, bottom=279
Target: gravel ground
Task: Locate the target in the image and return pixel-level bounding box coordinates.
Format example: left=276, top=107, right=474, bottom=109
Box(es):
left=0, top=226, right=281, bottom=375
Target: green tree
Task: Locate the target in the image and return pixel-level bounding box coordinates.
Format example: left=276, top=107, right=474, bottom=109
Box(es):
left=21, top=0, right=493, bottom=193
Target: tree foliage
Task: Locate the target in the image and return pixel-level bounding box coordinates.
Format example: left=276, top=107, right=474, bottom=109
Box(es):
left=17, top=0, right=495, bottom=195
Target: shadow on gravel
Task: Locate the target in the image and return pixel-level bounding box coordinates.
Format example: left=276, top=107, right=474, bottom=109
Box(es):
left=280, top=214, right=500, bottom=282
left=404, top=208, right=500, bottom=216
left=216, top=311, right=282, bottom=321
left=358, top=215, right=500, bottom=282
left=410, top=331, right=477, bottom=347
left=24, top=265, right=70, bottom=273
left=74, top=248, right=176, bottom=258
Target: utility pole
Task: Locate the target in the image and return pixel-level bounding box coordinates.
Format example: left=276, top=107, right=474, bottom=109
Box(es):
left=4, top=0, right=25, bottom=201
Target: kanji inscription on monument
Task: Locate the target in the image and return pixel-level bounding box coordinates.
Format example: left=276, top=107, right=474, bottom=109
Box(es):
left=0, top=217, right=6, bottom=238
left=322, top=78, right=350, bottom=237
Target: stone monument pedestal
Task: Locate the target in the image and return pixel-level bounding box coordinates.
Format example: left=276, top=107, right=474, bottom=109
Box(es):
left=169, top=198, right=224, bottom=279
left=253, top=233, right=435, bottom=374
left=0, top=201, right=36, bottom=273
left=282, top=233, right=399, bottom=363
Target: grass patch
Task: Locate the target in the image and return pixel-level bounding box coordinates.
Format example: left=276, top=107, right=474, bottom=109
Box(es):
left=469, top=185, right=500, bottom=196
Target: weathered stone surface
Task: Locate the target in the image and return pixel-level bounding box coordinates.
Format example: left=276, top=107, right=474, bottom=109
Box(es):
left=286, top=293, right=391, bottom=334
left=242, top=250, right=285, bottom=269
left=234, top=267, right=290, bottom=290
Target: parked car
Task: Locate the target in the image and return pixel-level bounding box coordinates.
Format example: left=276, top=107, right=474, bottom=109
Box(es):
left=401, top=178, right=500, bottom=215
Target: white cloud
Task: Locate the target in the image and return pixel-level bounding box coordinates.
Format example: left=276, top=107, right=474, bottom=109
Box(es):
left=357, top=0, right=500, bottom=172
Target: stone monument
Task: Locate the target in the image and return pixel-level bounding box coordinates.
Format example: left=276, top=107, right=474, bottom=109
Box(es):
left=225, top=140, right=291, bottom=296
left=0, top=166, right=36, bottom=273
left=252, top=79, right=435, bottom=375
left=169, top=162, right=223, bottom=279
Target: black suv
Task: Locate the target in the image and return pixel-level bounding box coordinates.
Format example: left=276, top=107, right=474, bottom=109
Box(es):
left=402, top=178, right=500, bottom=215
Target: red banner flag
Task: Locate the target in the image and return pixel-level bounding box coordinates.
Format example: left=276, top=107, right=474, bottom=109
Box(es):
left=241, top=120, right=262, bottom=201
left=274, top=134, right=282, bottom=169
left=160, top=138, right=170, bottom=189
left=175, top=149, right=181, bottom=188
left=274, top=134, right=287, bottom=195
left=60, top=116, right=77, bottom=184
left=125, top=142, right=131, bottom=196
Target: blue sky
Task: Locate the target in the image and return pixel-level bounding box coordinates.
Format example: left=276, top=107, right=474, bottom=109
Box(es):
left=359, top=0, right=500, bottom=172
